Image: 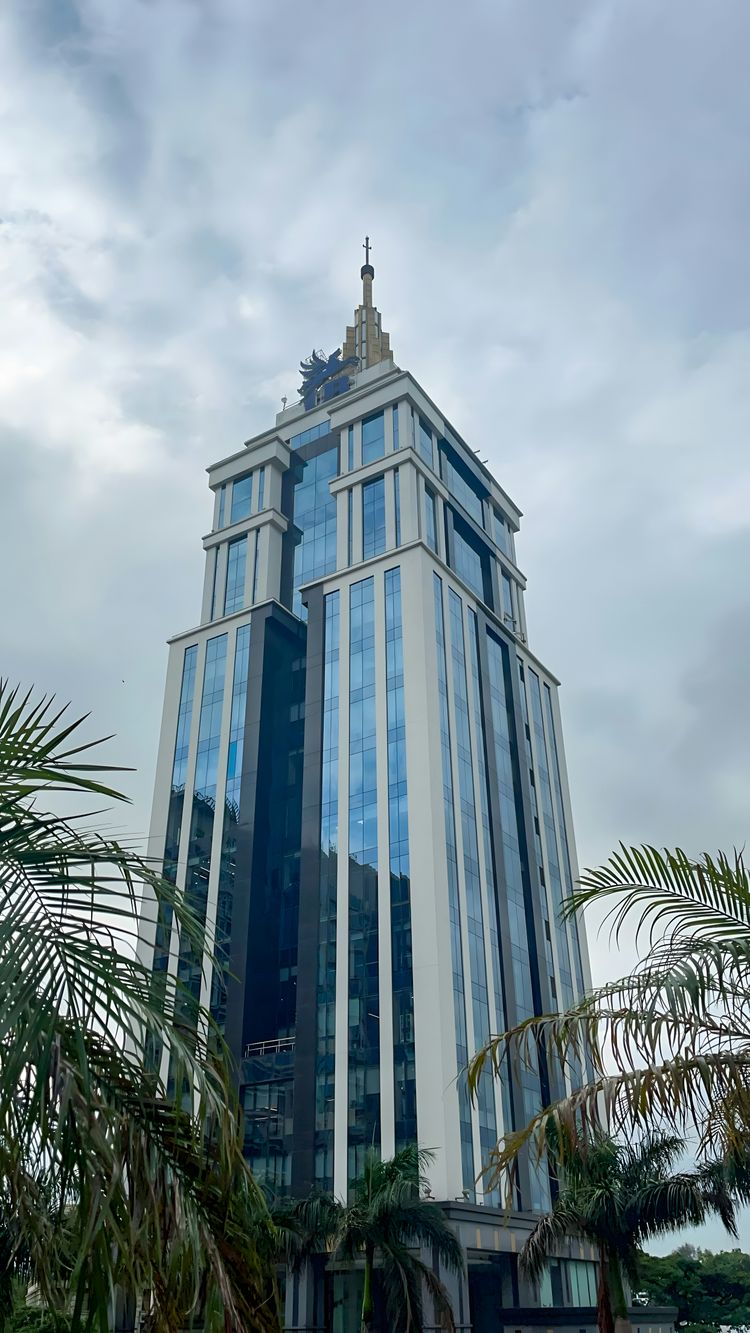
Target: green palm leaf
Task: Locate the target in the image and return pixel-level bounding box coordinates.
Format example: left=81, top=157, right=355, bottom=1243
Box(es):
left=0, top=683, right=280, bottom=1333
left=469, top=844, right=750, bottom=1186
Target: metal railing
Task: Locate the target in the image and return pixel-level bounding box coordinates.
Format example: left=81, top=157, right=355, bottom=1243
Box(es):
left=243, top=1036, right=296, bottom=1059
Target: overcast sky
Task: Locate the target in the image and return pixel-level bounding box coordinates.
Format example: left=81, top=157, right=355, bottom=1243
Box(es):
left=3, top=0, right=750, bottom=1252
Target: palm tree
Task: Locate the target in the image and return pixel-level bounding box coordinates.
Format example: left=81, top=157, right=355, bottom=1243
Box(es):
left=279, top=1146, right=464, bottom=1333
left=520, top=1129, right=744, bottom=1333
left=0, top=682, right=280, bottom=1333
left=468, top=845, right=750, bottom=1193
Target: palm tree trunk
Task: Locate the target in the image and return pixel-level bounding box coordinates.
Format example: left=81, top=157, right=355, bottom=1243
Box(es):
left=596, top=1245, right=615, bottom=1333
left=361, top=1241, right=375, bottom=1333
left=607, top=1251, right=633, bottom=1333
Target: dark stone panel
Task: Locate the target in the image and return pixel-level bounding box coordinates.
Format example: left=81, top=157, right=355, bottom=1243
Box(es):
left=224, top=603, right=307, bottom=1067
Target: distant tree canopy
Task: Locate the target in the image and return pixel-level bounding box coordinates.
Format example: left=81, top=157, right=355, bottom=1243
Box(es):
left=637, top=1247, right=750, bottom=1332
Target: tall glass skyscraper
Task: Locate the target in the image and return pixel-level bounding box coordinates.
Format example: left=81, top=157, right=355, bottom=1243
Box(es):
left=139, top=255, right=597, bottom=1330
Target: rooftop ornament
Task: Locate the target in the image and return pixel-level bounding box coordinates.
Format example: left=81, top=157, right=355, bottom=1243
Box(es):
left=299, top=347, right=359, bottom=410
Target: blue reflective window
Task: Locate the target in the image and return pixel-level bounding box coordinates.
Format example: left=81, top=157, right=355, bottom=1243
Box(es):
left=174, top=634, right=228, bottom=1038
left=485, top=630, right=550, bottom=1210
left=544, top=682, right=586, bottom=998
left=153, top=642, right=199, bottom=987
left=257, top=466, right=266, bottom=511
left=315, top=591, right=340, bottom=1189
left=231, top=474, right=253, bottom=524
left=224, top=536, right=247, bottom=615
left=290, top=420, right=330, bottom=449
left=441, top=447, right=485, bottom=526
left=211, top=622, right=252, bottom=1031
left=453, top=527, right=485, bottom=602
left=424, top=487, right=437, bottom=553
left=291, top=444, right=338, bottom=618
left=448, top=590, right=497, bottom=1176
left=347, top=424, right=354, bottom=471
left=348, top=577, right=380, bottom=1179
left=362, top=476, right=386, bottom=560
left=385, top=568, right=416, bottom=1148
left=433, top=573, right=474, bottom=1195
left=217, top=484, right=226, bottom=529
left=394, top=469, right=401, bottom=547
left=528, top=669, right=574, bottom=1011
left=418, top=416, right=434, bottom=468
left=392, top=404, right=400, bottom=451
left=493, top=508, right=513, bottom=557
left=467, top=609, right=511, bottom=1141
left=362, top=411, right=385, bottom=464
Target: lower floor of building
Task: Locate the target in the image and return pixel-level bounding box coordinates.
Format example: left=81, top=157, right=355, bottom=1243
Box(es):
left=282, top=1204, right=677, bottom=1333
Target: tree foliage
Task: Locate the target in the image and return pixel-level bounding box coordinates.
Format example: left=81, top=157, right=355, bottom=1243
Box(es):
left=0, top=682, right=280, bottom=1333
left=637, top=1247, right=750, bottom=1332
left=520, top=1130, right=745, bottom=1333
left=277, top=1146, right=464, bottom=1333
left=468, top=845, right=750, bottom=1193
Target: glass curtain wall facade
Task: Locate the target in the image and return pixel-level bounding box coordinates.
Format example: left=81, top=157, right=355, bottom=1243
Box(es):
left=315, top=591, right=340, bottom=1189
left=144, top=324, right=591, bottom=1327
left=347, top=577, right=380, bottom=1182
left=384, top=568, right=416, bottom=1150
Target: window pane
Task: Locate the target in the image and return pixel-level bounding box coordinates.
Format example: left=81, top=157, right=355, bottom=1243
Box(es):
left=424, top=487, right=437, bottom=552
left=362, top=477, right=386, bottom=559
left=231, top=474, right=253, bottom=524
left=362, top=411, right=385, bottom=464
left=418, top=416, right=433, bottom=468
left=493, top=507, right=513, bottom=556
left=441, top=445, right=485, bottom=526
left=453, top=527, right=484, bottom=601
left=291, top=443, right=339, bottom=618
left=224, top=536, right=247, bottom=614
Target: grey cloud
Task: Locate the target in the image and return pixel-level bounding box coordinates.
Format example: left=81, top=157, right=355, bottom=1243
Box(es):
left=2, top=0, right=750, bottom=1251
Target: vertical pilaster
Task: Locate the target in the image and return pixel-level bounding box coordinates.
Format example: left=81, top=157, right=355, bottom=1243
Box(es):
left=384, top=469, right=396, bottom=551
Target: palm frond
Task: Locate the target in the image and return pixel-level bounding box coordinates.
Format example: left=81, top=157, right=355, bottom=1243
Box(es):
left=570, top=845, right=750, bottom=950
left=519, top=1203, right=581, bottom=1282
left=0, top=682, right=129, bottom=801
left=0, top=684, right=281, bottom=1333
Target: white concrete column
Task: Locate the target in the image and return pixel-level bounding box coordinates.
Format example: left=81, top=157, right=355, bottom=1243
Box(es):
left=384, top=403, right=394, bottom=454
left=139, top=638, right=186, bottom=968
left=384, top=469, right=396, bottom=551
left=242, top=530, right=256, bottom=609
left=400, top=549, right=461, bottom=1201
left=351, top=483, right=363, bottom=566
left=435, top=492, right=447, bottom=562
left=399, top=460, right=419, bottom=545
left=336, top=489, right=349, bottom=569
left=262, top=522, right=284, bottom=602
left=266, top=462, right=284, bottom=513
left=200, top=545, right=217, bottom=625
left=213, top=543, right=228, bottom=620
